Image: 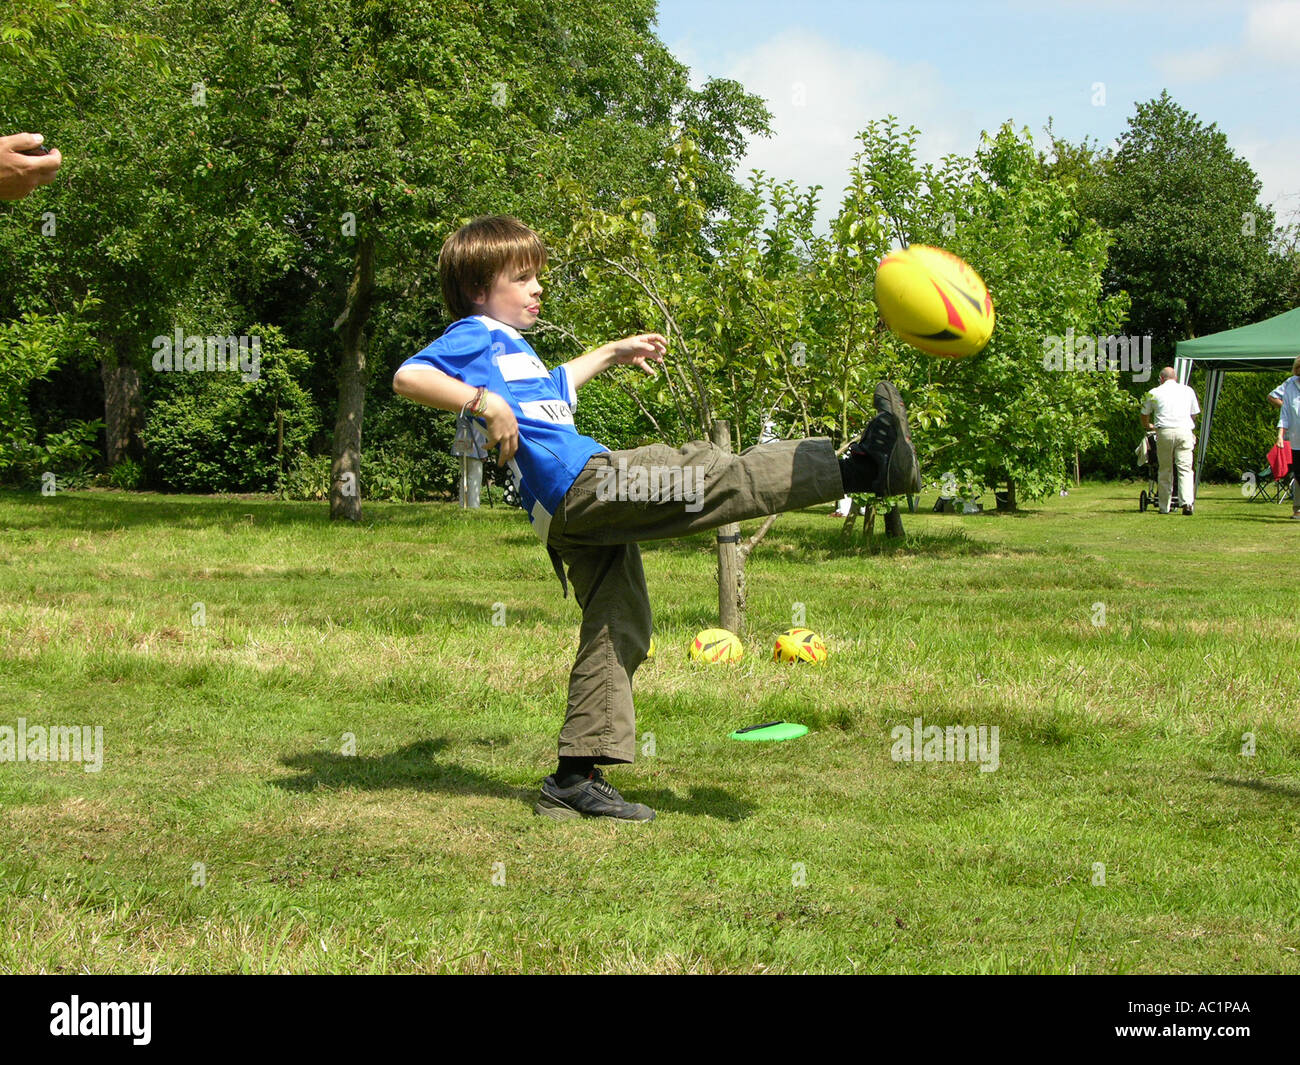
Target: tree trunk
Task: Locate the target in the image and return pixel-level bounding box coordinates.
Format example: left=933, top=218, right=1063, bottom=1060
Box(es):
left=100, top=351, right=144, bottom=467
left=1074, top=449, right=1081, bottom=487
left=740, top=512, right=780, bottom=559
left=997, top=479, right=1018, bottom=512
left=713, top=419, right=744, bottom=633
left=864, top=501, right=876, bottom=539
left=840, top=507, right=857, bottom=539
left=331, top=235, right=375, bottom=522
left=884, top=503, right=904, bottom=538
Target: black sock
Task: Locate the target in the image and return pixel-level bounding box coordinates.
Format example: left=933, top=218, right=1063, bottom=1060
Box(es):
left=840, top=451, right=877, bottom=494
left=555, top=757, right=595, bottom=787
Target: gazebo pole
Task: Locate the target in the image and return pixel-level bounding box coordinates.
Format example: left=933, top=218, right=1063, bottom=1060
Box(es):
left=1193, top=368, right=1225, bottom=488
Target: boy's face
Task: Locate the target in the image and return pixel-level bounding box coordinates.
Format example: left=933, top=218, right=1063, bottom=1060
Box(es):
left=474, top=263, right=542, bottom=330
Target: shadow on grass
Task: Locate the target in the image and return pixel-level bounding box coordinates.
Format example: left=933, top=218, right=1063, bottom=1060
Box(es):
left=1209, top=775, right=1300, bottom=800
left=631, top=786, right=755, bottom=822
left=640, top=520, right=1032, bottom=562
left=273, top=739, right=535, bottom=803
left=962, top=506, right=1045, bottom=519
left=1211, top=512, right=1299, bottom=524
left=271, top=739, right=753, bottom=820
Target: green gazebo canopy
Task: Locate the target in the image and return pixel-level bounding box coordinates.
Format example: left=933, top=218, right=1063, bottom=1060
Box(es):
left=1173, top=306, right=1300, bottom=483
left=1175, top=306, right=1300, bottom=371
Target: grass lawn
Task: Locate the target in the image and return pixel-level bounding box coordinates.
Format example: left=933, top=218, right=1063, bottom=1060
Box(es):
left=1, top=480, right=1297, bottom=974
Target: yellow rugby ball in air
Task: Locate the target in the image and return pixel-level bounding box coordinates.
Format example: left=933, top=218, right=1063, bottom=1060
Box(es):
left=874, top=244, right=994, bottom=358
left=773, top=627, right=829, bottom=666
left=690, top=628, right=744, bottom=665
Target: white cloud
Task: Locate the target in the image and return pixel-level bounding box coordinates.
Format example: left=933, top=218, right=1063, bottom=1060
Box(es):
left=669, top=18, right=1300, bottom=230
left=1234, top=131, right=1300, bottom=218
left=1154, top=45, right=1230, bottom=82
left=707, top=29, right=978, bottom=230
left=1157, top=0, right=1300, bottom=80
left=1243, top=0, right=1300, bottom=58
left=1099, top=2, right=1300, bottom=217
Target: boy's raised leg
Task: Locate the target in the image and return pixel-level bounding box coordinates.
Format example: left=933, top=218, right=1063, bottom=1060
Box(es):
left=550, top=436, right=842, bottom=548
left=547, top=381, right=919, bottom=549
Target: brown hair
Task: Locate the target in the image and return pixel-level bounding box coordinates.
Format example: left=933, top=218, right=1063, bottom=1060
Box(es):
left=438, top=215, right=547, bottom=320
left=1292, top=355, right=1300, bottom=378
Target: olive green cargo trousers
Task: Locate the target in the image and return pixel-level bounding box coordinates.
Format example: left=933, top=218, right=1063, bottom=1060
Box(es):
left=545, top=437, right=843, bottom=764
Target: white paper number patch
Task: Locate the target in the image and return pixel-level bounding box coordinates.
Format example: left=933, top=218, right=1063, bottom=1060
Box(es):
left=495, top=350, right=549, bottom=382
left=518, top=399, right=575, bottom=425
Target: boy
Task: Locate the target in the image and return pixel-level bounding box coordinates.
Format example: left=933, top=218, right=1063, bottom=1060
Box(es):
left=393, top=215, right=920, bottom=822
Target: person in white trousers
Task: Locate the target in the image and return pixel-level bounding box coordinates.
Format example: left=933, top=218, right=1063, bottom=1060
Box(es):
left=1141, top=367, right=1200, bottom=515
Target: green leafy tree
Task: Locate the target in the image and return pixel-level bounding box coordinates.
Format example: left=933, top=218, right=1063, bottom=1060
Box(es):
left=167, top=0, right=769, bottom=521
left=1, top=0, right=198, bottom=475
left=557, top=140, right=841, bottom=453
left=1053, top=96, right=1298, bottom=478
left=3, top=0, right=768, bottom=520
left=141, top=324, right=318, bottom=493
left=807, top=119, right=931, bottom=535
left=0, top=302, right=104, bottom=487
left=556, top=136, right=891, bottom=626
left=1080, top=91, right=1286, bottom=346
left=851, top=120, right=1129, bottom=505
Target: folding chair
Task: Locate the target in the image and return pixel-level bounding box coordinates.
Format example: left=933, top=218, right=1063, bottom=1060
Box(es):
left=1247, top=464, right=1287, bottom=503
left=1277, top=470, right=1296, bottom=506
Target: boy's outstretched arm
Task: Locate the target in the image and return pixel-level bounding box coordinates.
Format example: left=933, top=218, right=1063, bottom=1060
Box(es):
left=392, top=365, right=520, bottom=462
left=562, top=333, right=667, bottom=390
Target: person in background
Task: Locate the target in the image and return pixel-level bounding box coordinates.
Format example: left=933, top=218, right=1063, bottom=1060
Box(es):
left=0, top=133, right=61, bottom=201
left=1271, top=356, right=1300, bottom=520
left=1140, top=366, right=1199, bottom=515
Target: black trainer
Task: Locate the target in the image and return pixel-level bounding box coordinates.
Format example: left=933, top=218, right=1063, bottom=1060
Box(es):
left=534, top=768, right=656, bottom=822
left=848, top=381, right=921, bottom=496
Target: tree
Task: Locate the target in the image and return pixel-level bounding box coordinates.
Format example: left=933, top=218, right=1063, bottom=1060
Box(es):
left=850, top=120, right=1129, bottom=506
left=808, top=119, right=932, bottom=538
left=0, top=0, right=171, bottom=477
left=1080, top=91, right=1285, bottom=347
left=170, top=0, right=770, bottom=521
left=555, top=136, right=891, bottom=627
left=0, top=302, right=103, bottom=487
left=1050, top=95, right=1300, bottom=480
left=2, top=0, right=768, bottom=517
left=555, top=142, right=798, bottom=627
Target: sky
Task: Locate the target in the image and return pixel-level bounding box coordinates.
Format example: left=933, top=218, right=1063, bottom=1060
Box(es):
left=653, top=0, right=1300, bottom=231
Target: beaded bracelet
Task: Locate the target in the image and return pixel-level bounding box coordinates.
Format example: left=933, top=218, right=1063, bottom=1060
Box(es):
left=462, top=386, right=488, bottom=418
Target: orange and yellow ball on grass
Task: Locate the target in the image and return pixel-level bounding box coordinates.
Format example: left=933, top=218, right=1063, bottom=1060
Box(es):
left=773, top=627, right=829, bottom=666
left=873, top=244, right=995, bottom=358
left=690, top=628, right=744, bottom=665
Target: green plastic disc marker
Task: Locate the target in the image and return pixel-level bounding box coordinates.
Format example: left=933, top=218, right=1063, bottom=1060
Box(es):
left=728, top=721, right=809, bottom=742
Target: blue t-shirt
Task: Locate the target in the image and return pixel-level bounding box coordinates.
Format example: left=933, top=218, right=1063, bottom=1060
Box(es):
left=399, top=315, right=607, bottom=543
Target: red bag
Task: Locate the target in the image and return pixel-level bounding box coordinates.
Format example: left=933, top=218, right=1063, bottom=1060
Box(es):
left=1267, top=441, right=1293, bottom=480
